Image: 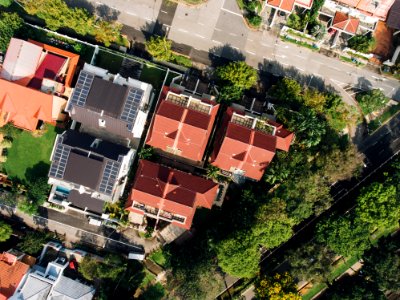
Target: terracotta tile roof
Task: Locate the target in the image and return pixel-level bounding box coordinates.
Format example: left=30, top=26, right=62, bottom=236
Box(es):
left=126, top=160, right=218, bottom=229
left=334, top=0, right=395, bottom=20
left=0, top=252, right=30, bottom=299
left=146, top=86, right=219, bottom=162
left=0, top=79, right=59, bottom=131
left=211, top=108, right=293, bottom=181
left=267, top=0, right=296, bottom=11
left=332, top=12, right=360, bottom=34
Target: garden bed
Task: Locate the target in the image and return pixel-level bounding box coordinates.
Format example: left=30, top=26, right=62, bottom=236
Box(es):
left=281, top=35, right=319, bottom=51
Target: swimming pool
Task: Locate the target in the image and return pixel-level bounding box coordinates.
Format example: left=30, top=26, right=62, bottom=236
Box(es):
left=56, top=186, right=70, bottom=195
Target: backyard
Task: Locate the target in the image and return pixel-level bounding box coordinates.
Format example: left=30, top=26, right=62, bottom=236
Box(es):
left=3, top=125, right=58, bottom=182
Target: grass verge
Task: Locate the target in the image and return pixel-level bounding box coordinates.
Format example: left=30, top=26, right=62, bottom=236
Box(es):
left=149, top=249, right=167, bottom=267
left=281, top=36, right=319, bottom=51
left=368, top=105, right=400, bottom=132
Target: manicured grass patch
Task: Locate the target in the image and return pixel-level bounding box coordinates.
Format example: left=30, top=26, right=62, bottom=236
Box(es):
left=281, top=36, right=319, bottom=51
left=140, top=270, right=156, bottom=288
left=139, top=64, right=167, bottom=93
left=94, top=50, right=124, bottom=74
left=328, top=256, right=359, bottom=281
left=340, top=56, right=364, bottom=66
left=149, top=249, right=167, bottom=267
left=3, top=125, right=58, bottom=182
left=368, top=105, right=400, bottom=132
left=286, top=29, right=316, bottom=42
left=302, top=283, right=327, bottom=300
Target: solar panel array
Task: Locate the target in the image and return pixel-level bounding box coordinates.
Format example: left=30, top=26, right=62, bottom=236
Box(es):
left=99, top=160, right=121, bottom=195
left=120, top=87, right=143, bottom=125
left=67, top=71, right=95, bottom=110
left=49, top=137, right=71, bottom=179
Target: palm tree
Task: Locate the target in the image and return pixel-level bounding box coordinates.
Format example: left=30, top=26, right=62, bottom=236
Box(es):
left=206, top=165, right=220, bottom=181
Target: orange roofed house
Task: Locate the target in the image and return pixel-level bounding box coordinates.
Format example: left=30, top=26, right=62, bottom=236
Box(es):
left=0, top=251, right=30, bottom=300
left=126, top=160, right=219, bottom=229
left=211, top=107, right=294, bottom=181
left=146, top=86, right=219, bottom=163
left=0, top=38, right=79, bottom=131
left=265, top=0, right=313, bottom=26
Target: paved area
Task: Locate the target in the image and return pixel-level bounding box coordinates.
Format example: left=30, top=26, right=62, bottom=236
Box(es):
left=0, top=203, right=160, bottom=253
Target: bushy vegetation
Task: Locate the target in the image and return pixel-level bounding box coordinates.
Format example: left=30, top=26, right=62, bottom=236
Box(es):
left=347, top=34, right=375, bottom=53
left=0, top=220, right=12, bottom=242
left=255, top=272, right=301, bottom=300
left=239, top=0, right=263, bottom=28
left=0, top=12, right=23, bottom=52
left=19, top=0, right=123, bottom=46
left=18, top=231, right=51, bottom=255
left=356, top=89, right=390, bottom=115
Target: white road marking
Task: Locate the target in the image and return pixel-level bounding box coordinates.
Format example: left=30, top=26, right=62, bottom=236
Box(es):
left=281, top=63, right=290, bottom=66
left=275, top=54, right=286, bottom=58
left=212, top=39, right=223, bottom=44
left=161, top=10, right=168, bottom=14
left=246, top=50, right=256, bottom=55
left=294, top=54, right=306, bottom=59
left=330, top=79, right=346, bottom=86
left=215, top=28, right=222, bottom=31
left=178, top=28, right=188, bottom=33
left=127, top=11, right=136, bottom=16
left=248, top=39, right=254, bottom=42
left=144, top=17, right=152, bottom=21
left=229, top=32, right=237, bottom=36
left=261, top=43, right=272, bottom=47
left=96, top=1, right=102, bottom=4
left=232, top=46, right=240, bottom=50
left=195, top=34, right=206, bottom=39
left=221, top=7, right=243, bottom=17
left=297, top=67, right=305, bottom=71
left=329, top=66, right=341, bottom=71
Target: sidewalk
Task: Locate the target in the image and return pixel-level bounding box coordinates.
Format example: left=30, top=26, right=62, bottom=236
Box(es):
left=0, top=203, right=160, bottom=253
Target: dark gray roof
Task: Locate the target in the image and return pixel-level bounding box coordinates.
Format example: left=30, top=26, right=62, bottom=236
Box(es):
left=49, top=130, right=129, bottom=195
left=53, top=275, right=95, bottom=299
left=85, top=77, right=128, bottom=118
left=67, top=190, right=105, bottom=214
left=387, top=0, right=400, bottom=30
left=63, top=151, right=104, bottom=190
left=62, top=130, right=130, bottom=161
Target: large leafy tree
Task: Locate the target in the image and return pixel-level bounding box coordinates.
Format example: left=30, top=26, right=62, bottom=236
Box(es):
left=145, top=36, right=172, bottom=61
left=356, top=89, right=389, bottom=115
left=347, top=34, right=375, bottom=53
left=302, top=88, right=327, bottom=112
left=270, top=77, right=302, bottom=103
left=79, top=254, right=127, bottom=281
left=216, top=61, right=258, bottom=90
left=316, top=215, right=370, bottom=257
left=287, top=242, right=336, bottom=284
left=18, top=231, right=49, bottom=255
left=255, top=272, right=301, bottom=300
left=356, top=182, right=399, bottom=229
left=0, top=12, right=23, bottom=52
left=362, top=236, right=400, bottom=292
left=0, top=220, right=12, bottom=242
left=322, top=275, right=385, bottom=300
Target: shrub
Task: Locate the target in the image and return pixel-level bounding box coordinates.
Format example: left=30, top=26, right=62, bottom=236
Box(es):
left=347, top=34, right=375, bottom=53
left=246, top=13, right=262, bottom=27
left=172, top=54, right=192, bottom=67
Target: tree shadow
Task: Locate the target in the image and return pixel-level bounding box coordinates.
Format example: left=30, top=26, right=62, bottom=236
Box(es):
left=25, top=161, right=50, bottom=183
left=208, top=44, right=246, bottom=68
left=356, top=76, right=373, bottom=91
left=64, top=0, right=95, bottom=14
left=393, top=87, right=400, bottom=101
left=96, top=4, right=120, bottom=22
left=258, top=59, right=337, bottom=93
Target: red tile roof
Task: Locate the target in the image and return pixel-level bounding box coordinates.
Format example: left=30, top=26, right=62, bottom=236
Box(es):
left=267, top=0, right=296, bottom=11
left=211, top=108, right=293, bottom=181
left=0, top=79, right=58, bottom=131
left=126, top=160, right=219, bottom=229
left=28, top=53, right=66, bottom=90
left=331, top=12, right=360, bottom=34
left=146, top=86, right=219, bottom=162
left=0, top=252, right=30, bottom=299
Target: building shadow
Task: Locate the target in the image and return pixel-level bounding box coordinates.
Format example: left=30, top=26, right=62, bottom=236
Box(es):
left=64, top=0, right=95, bottom=14
left=96, top=4, right=120, bottom=22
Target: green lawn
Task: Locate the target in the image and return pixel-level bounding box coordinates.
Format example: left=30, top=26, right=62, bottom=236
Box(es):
left=149, top=249, right=167, bottom=267
left=3, top=125, right=58, bottom=182
left=94, top=50, right=124, bottom=74
left=140, top=270, right=156, bottom=288
left=139, top=64, right=168, bottom=94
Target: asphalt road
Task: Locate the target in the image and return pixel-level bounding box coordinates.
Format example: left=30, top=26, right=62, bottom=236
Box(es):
left=93, top=0, right=400, bottom=103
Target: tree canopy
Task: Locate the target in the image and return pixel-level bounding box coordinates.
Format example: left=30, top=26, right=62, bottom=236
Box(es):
left=0, top=220, right=12, bottom=242
left=356, top=89, right=389, bottom=115
left=216, top=61, right=258, bottom=90
left=145, top=36, right=172, bottom=61
left=20, top=0, right=122, bottom=46
left=316, top=215, right=370, bottom=257
left=362, top=236, right=400, bottom=292
left=18, top=231, right=50, bottom=255
left=255, top=272, right=301, bottom=300
left=347, top=34, right=375, bottom=53
left=0, top=12, right=23, bottom=52
left=356, top=182, right=399, bottom=229
left=79, top=254, right=127, bottom=281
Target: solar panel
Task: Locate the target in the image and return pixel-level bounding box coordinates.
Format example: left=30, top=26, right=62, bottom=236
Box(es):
left=68, top=71, right=94, bottom=109
left=120, top=87, right=143, bottom=125
left=99, top=160, right=121, bottom=195
left=49, top=137, right=71, bottom=179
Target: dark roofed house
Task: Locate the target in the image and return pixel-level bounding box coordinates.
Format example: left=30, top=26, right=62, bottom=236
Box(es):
left=126, top=160, right=219, bottom=229
left=211, top=107, right=294, bottom=181
left=47, top=130, right=135, bottom=215
left=66, top=63, right=153, bottom=146
left=387, top=0, right=400, bottom=30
